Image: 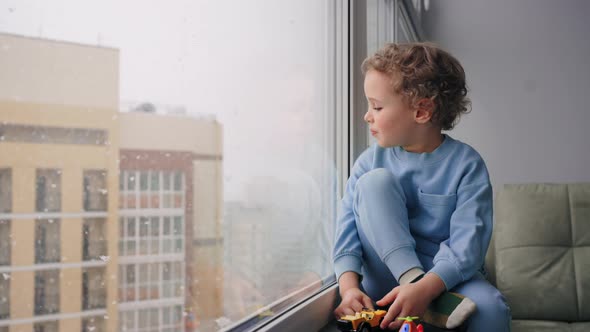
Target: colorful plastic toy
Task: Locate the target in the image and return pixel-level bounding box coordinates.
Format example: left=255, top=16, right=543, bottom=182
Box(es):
left=397, top=316, right=423, bottom=332
left=336, top=308, right=387, bottom=331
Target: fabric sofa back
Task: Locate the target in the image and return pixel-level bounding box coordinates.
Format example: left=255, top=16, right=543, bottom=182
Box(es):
left=490, top=183, right=590, bottom=321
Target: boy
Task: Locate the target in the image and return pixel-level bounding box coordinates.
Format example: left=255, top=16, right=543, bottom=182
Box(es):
left=332, top=43, right=511, bottom=331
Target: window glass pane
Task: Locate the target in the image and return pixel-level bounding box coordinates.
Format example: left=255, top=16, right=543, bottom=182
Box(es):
left=150, top=171, right=160, bottom=190
left=140, top=172, right=148, bottom=191
left=173, top=172, right=182, bottom=191
left=1, top=1, right=341, bottom=329
left=119, top=171, right=125, bottom=191
left=34, top=270, right=60, bottom=315
left=83, top=218, right=107, bottom=261
left=36, top=169, right=61, bottom=212
left=127, top=217, right=136, bottom=236
left=82, top=267, right=106, bottom=310
left=173, top=217, right=182, bottom=235
left=126, top=240, right=136, bottom=256
left=126, top=265, right=135, bottom=283
left=35, top=219, right=61, bottom=264
left=0, top=273, right=9, bottom=319
left=34, top=321, right=58, bottom=332
left=163, top=217, right=171, bottom=235
left=138, top=309, right=149, bottom=328
left=125, top=311, right=135, bottom=329
left=82, top=316, right=105, bottom=332
left=127, top=172, right=136, bottom=191
left=150, top=217, right=159, bottom=236
left=83, top=170, right=107, bottom=211
left=162, top=307, right=171, bottom=324
left=0, top=220, right=10, bottom=266
left=0, top=169, right=11, bottom=213
left=139, top=217, right=149, bottom=236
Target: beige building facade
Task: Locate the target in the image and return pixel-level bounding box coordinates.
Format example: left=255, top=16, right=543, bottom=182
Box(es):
left=0, top=33, right=223, bottom=332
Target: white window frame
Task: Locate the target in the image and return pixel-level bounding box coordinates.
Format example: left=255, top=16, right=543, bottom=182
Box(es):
left=221, top=0, right=420, bottom=331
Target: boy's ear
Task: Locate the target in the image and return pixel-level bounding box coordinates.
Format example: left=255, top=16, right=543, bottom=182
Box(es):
left=414, top=98, right=435, bottom=124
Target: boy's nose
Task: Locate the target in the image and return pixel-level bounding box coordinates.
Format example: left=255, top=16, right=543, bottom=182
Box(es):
left=364, top=111, right=372, bottom=123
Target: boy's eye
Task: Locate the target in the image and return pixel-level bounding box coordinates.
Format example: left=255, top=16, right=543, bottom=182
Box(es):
left=373, top=107, right=383, bottom=111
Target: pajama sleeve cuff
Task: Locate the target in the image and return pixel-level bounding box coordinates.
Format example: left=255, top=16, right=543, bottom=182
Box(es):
left=429, top=259, right=464, bottom=291
left=334, top=254, right=363, bottom=282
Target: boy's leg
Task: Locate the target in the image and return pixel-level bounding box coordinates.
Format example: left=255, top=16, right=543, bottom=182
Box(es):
left=353, top=168, right=423, bottom=281
left=451, top=273, right=511, bottom=332
left=353, top=169, right=479, bottom=330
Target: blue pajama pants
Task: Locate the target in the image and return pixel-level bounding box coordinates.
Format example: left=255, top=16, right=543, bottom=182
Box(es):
left=351, top=168, right=511, bottom=332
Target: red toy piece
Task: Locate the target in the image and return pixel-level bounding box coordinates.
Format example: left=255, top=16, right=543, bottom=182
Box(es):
left=397, top=316, right=423, bottom=332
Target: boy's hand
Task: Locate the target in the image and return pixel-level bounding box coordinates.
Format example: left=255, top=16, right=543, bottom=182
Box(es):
left=334, top=287, right=374, bottom=318
left=377, top=273, right=445, bottom=330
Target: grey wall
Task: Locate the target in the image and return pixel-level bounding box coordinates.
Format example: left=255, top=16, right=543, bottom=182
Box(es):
left=420, top=0, right=590, bottom=190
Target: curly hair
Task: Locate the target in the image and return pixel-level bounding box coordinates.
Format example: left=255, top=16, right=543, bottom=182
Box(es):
left=361, top=42, right=471, bottom=131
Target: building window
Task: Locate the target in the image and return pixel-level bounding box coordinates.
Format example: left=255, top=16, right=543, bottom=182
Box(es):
left=162, top=262, right=183, bottom=298
left=82, top=316, right=105, bottom=332
left=0, top=169, right=11, bottom=213
left=83, top=218, right=107, bottom=261
left=35, top=219, right=60, bottom=263
left=163, top=171, right=184, bottom=209
left=36, top=169, right=61, bottom=213
left=0, top=220, right=10, bottom=265
left=119, top=216, right=137, bottom=257
left=0, top=123, right=107, bottom=146
left=119, top=215, right=183, bottom=257
left=119, top=306, right=183, bottom=332
left=120, top=170, right=184, bottom=210
left=33, top=321, right=58, bottom=332
left=119, top=262, right=183, bottom=303
left=119, top=263, right=136, bottom=302
left=83, top=170, right=108, bottom=211
left=138, top=263, right=159, bottom=301
left=82, top=267, right=106, bottom=310
left=139, top=217, right=150, bottom=255
left=0, top=273, right=9, bottom=319
left=34, top=270, right=60, bottom=315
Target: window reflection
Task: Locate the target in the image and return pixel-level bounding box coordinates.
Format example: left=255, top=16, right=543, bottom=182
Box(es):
left=0, top=0, right=340, bottom=330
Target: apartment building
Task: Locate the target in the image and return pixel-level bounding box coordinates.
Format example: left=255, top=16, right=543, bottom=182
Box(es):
left=0, top=33, right=223, bottom=332
left=118, top=111, right=223, bottom=332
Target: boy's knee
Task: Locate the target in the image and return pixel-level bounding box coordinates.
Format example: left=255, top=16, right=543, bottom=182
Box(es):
left=355, top=168, right=401, bottom=196
left=470, top=289, right=511, bottom=330
left=482, top=292, right=510, bottom=319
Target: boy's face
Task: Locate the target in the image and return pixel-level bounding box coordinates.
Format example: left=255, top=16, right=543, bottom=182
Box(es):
left=363, top=69, right=418, bottom=148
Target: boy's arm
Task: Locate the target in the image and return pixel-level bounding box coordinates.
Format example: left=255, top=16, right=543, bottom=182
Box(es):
left=429, top=158, right=494, bottom=291
left=338, top=271, right=361, bottom=295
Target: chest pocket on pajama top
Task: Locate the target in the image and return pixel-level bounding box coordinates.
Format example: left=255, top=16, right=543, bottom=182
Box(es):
left=417, top=188, right=457, bottom=223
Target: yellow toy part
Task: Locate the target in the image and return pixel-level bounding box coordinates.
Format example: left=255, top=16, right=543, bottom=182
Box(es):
left=336, top=308, right=387, bottom=331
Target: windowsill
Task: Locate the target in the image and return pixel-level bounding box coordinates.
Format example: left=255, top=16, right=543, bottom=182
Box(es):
left=254, top=283, right=339, bottom=332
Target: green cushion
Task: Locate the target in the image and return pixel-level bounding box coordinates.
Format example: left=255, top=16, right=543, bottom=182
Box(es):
left=494, top=183, right=590, bottom=321
left=512, top=320, right=590, bottom=332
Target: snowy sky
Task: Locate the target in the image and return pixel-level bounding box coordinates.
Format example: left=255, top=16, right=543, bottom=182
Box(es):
left=0, top=0, right=335, bottom=200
